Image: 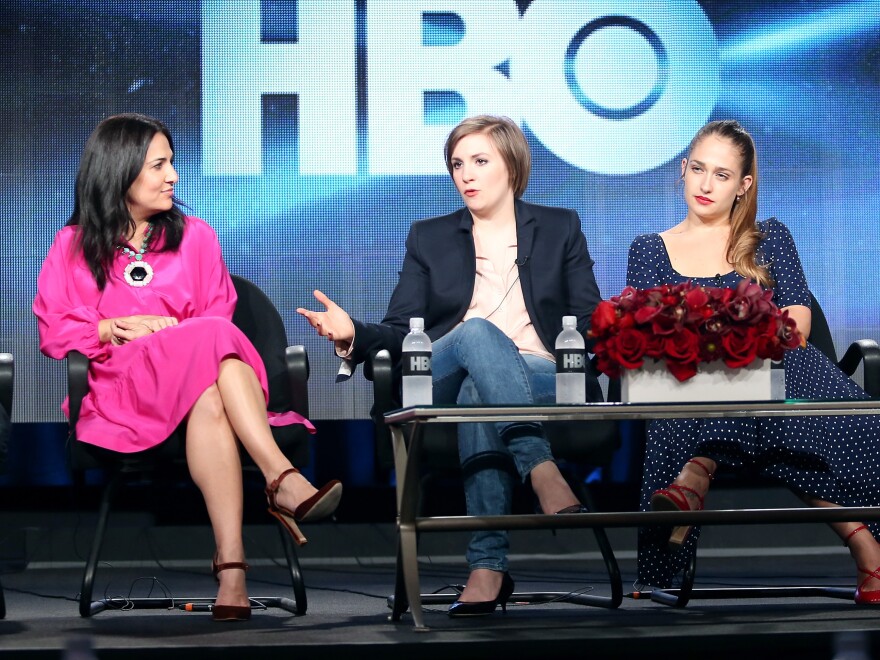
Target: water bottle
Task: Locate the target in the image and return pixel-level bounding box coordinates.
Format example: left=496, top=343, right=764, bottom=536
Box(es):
left=555, top=315, right=586, bottom=404
left=401, top=317, right=432, bottom=407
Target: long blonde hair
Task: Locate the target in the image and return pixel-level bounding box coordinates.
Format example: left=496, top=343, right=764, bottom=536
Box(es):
left=687, top=120, right=772, bottom=287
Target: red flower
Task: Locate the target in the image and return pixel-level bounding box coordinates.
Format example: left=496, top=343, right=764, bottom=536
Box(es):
left=721, top=326, right=759, bottom=368
left=666, top=359, right=698, bottom=382
left=664, top=328, right=700, bottom=364
left=609, top=327, right=648, bottom=369
left=699, top=332, right=724, bottom=362
left=590, top=300, right=619, bottom=337
left=588, top=279, right=805, bottom=382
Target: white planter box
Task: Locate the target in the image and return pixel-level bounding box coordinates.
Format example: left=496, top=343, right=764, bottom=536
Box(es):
left=621, top=359, right=771, bottom=403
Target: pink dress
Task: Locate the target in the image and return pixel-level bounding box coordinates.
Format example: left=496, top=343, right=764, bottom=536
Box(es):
left=33, top=216, right=315, bottom=453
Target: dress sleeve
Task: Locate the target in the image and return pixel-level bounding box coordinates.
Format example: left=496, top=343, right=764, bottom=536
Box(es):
left=626, top=234, right=662, bottom=289
left=32, top=230, right=110, bottom=361
left=191, top=219, right=237, bottom=320
left=762, top=219, right=811, bottom=308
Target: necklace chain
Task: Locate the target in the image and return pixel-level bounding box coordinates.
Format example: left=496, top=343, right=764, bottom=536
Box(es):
left=118, top=222, right=154, bottom=261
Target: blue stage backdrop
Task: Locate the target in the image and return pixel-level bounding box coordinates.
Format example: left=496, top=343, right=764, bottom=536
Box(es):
left=2, top=0, right=879, bottom=422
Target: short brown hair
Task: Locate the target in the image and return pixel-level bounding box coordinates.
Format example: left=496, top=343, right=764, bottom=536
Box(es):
left=444, top=115, right=531, bottom=198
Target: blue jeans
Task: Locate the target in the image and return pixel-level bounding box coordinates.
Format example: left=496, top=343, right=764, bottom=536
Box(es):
left=432, top=318, right=557, bottom=572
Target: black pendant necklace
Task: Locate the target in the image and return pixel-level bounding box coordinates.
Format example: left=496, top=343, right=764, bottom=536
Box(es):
left=118, top=222, right=155, bottom=287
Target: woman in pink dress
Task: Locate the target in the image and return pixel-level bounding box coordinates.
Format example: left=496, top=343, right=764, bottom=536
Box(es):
left=33, top=114, right=342, bottom=622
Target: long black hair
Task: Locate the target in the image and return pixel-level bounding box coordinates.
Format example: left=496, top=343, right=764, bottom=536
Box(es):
left=67, top=113, right=185, bottom=289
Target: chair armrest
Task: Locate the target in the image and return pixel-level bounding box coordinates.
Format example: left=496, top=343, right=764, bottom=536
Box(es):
left=67, top=351, right=90, bottom=427
left=285, top=345, right=310, bottom=418
left=0, top=353, right=13, bottom=415
left=838, top=339, right=880, bottom=398
left=365, top=350, right=394, bottom=426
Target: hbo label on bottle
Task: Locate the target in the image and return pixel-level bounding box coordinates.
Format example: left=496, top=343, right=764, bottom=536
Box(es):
left=403, top=352, right=432, bottom=376
left=555, top=349, right=586, bottom=373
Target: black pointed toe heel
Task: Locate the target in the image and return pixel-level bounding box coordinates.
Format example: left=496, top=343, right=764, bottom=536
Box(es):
left=448, top=572, right=515, bottom=617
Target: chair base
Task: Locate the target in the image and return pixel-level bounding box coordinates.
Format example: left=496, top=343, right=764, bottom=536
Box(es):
left=83, top=596, right=299, bottom=617
left=388, top=588, right=620, bottom=613
left=78, top=471, right=308, bottom=617
left=643, top=551, right=855, bottom=607
left=387, top=476, right=624, bottom=626
left=387, top=521, right=624, bottom=625
left=647, top=586, right=855, bottom=607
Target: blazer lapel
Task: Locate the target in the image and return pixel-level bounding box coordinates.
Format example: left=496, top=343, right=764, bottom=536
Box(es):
left=457, top=207, right=476, bottom=271
left=515, top=200, right=538, bottom=325
left=515, top=200, right=536, bottom=270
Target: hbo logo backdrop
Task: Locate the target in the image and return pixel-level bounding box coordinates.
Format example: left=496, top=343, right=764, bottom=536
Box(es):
left=203, top=0, right=718, bottom=176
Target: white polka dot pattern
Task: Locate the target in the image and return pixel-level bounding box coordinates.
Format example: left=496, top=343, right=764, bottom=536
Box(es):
left=626, top=218, right=879, bottom=588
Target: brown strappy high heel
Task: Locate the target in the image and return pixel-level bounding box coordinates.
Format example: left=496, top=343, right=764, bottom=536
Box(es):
left=650, top=458, right=714, bottom=550
left=211, top=555, right=251, bottom=622
left=265, top=467, right=343, bottom=546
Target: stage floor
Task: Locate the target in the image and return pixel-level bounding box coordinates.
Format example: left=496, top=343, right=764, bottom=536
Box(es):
left=1, top=518, right=879, bottom=659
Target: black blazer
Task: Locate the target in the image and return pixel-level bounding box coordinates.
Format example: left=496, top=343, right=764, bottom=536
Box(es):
left=349, top=199, right=602, bottom=366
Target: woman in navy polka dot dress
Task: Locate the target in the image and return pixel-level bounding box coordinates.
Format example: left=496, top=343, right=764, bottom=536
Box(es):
left=625, top=120, right=880, bottom=604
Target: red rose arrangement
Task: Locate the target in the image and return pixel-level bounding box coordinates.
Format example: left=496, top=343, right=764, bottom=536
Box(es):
left=589, top=279, right=805, bottom=382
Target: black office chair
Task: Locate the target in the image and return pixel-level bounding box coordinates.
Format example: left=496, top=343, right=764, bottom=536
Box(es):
left=652, top=292, right=880, bottom=607
left=66, top=275, right=312, bottom=617
left=0, top=351, right=13, bottom=619
left=364, top=349, right=624, bottom=617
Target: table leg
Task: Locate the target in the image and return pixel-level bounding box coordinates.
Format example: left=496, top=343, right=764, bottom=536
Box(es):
left=393, top=421, right=427, bottom=629
left=389, top=424, right=409, bottom=621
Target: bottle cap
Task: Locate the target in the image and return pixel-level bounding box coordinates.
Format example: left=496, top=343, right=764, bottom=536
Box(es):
left=409, top=317, right=425, bottom=331
left=562, top=315, right=577, bottom=328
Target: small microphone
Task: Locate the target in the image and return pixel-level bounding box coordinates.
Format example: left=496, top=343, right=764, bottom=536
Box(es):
left=714, top=273, right=722, bottom=285
left=514, top=256, right=529, bottom=267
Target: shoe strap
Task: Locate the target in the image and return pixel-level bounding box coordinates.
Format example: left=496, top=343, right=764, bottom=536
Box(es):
left=844, top=524, right=869, bottom=547
left=265, top=467, right=301, bottom=507
left=857, top=565, right=880, bottom=587
left=687, top=458, right=714, bottom=480
left=666, top=483, right=705, bottom=510
left=213, top=561, right=250, bottom=577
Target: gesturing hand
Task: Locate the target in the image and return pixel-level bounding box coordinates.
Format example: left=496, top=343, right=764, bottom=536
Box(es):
left=296, top=290, right=355, bottom=352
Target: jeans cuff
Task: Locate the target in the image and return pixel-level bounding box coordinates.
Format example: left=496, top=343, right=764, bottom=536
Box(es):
left=467, top=560, right=508, bottom=573
left=520, top=456, right=555, bottom=482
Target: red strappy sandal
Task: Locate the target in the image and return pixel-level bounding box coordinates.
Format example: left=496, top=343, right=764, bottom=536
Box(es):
left=265, top=467, right=343, bottom=546
left=211, top=555, right=251, bottom=621
left=844, top=525, right=880, bottom=606
left=650, top=458, right=714, bottom=550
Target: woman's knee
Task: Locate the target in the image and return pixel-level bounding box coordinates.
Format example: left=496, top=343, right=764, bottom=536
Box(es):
left=456, top=376, right=481, bottom=405
left=191, top=383, right=226, bottom=422
left=456, top=317, right=504, bottom=346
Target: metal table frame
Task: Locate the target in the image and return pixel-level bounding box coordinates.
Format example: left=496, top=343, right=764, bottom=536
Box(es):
left=385, top=400, right=880, bottom=629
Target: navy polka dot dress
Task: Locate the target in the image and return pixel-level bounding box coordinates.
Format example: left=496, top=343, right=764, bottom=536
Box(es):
left=626, top=218, right=880, bottom=588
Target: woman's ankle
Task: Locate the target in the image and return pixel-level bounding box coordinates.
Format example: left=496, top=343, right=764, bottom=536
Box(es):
left=674, top=458, right=715, bottom=499
left=847, top=527, right=880, bottom=570
left=530, top=461, right=578, bottom=514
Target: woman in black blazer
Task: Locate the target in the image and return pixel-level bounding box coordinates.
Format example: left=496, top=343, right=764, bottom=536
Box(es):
left=299, top=115, right=603, bottom=616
